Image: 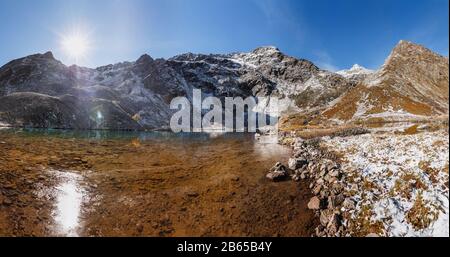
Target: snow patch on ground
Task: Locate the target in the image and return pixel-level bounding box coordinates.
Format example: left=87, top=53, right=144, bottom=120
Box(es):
left=353, top=95, right=372, bottom=118
left=304, top=75, right=325, bottom=91
left=323, top=131, right=449, bottom=237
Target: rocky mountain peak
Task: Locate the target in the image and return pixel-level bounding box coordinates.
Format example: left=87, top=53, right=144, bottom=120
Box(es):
left=337, top=64, right=373, bottom=78
left=42, top=51, right=55, bottom=60
left=380, top=40, right=449, bottom=78
left=136, top=54, right=154, bottom=64
left=11, top=51, right=58, bottom=64
left=251, top=46, right=281, bottom=56
left=350, top=64, right=366, bottom=71
left=395, top=40, right=425, bottom=52
left=384, top=40, right=446, bottom=68
left=325, top=40, right=449, bottom=122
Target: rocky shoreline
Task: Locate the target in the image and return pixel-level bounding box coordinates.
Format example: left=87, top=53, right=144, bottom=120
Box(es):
left=268, top=122, right=449, bottom=237
left=267, top=137, right=355, bottom=237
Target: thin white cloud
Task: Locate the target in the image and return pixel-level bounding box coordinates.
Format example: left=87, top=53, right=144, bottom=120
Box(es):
left=252, top=0, right=306, bottom=44
left=254, top=0, right=284, bottom=26
left=313, top=50, right=339, bottom=72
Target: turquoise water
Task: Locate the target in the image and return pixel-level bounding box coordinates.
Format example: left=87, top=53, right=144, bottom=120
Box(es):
left=0, top=127, right=258, bottom=142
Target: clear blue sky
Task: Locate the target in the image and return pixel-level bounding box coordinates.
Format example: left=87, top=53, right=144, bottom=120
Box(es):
left=0, top=0, right=448, bottom=70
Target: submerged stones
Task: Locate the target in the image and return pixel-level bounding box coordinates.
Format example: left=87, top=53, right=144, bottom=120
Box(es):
left=266, top=162, right=290, bottom=182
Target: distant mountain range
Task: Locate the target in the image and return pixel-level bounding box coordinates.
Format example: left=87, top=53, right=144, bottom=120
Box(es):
left=0, top=40, right=448, bottom=130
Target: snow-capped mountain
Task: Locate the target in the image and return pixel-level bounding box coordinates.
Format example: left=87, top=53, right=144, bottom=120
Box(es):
left=0, top=41, right=447, bottom=130
left=0, top=46, right=354, bottom=130
left=0, top=52, right=177, bottom=129
left=337, top=64, right=374, bottom=82
left=323, top=40, right=449, bottom=123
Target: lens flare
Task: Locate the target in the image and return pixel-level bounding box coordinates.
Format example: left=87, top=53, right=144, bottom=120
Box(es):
left=59, top=26, right=92, bottom=64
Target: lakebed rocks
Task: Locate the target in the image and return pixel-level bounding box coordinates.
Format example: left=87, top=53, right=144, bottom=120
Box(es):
left=266, top=162, right=290, bottom=182
left=267, top=138, right=354, bottom=237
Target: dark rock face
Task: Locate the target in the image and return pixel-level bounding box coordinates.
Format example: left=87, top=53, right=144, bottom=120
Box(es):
left=0, top=92, right=89, bottom=129
left=0, top=92, right=142, bottom=130
left=0, top=53, right=77, bottom=96
left=0, top=47, right=355, bottom=130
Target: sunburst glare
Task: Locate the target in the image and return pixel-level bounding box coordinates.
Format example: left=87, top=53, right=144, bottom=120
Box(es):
left=59, top=26, right=93, bottom=65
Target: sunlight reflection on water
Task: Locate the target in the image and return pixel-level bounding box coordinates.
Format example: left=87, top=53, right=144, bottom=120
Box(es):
left=53, top=171, right=84, bottom=237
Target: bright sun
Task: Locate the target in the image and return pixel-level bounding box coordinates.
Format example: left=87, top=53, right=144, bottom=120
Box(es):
left=60, top=30, right=91, bottom=63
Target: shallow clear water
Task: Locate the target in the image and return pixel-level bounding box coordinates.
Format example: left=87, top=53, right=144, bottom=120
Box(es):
left=0, top=128, right=303, bottom=236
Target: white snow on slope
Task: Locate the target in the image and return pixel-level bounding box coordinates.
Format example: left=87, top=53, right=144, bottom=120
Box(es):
left=324, top=130, right=449, bottom=237
left=337, top=64, right=374, bottom=78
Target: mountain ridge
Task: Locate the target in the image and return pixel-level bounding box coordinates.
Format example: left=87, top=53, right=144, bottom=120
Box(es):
left=323, top=40, right=449, bottom=123
left=0, top=41, right=448, bottom=130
